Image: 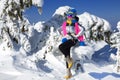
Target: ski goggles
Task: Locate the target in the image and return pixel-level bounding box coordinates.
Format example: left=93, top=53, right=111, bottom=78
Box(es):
left=67, top=12, right=73, bottom=16
left=67, top=12, right=75, bottom=18
left=67, top=15, right=72, bottom=19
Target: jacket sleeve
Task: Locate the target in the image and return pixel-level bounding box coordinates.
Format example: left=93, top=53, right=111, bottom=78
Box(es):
left=61, top=21, right=67, bottom=36
left=76, top=26, right=84, bottom=38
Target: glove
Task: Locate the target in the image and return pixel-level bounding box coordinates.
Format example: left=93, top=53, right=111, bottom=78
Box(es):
left=79, top=41, right=86, bottom=46
left=62, top=38, right=67, bottom=43
left=67, top=33, right=77, bottom=39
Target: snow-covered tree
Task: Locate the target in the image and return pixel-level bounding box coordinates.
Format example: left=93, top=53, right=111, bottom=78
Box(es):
left=78, top=12, right=112, bottom=42
left=110, top=21, right=120, bottom=72
left=110, top=21, right=120, bottom=45
left=0, top=0, right=44, bottom=52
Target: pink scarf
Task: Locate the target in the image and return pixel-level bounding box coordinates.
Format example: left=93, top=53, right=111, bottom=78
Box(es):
left=62, top=21, right=84, bottom=41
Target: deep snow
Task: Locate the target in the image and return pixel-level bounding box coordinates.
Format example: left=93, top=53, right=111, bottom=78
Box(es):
left=0, top=41, right=120, bottom=80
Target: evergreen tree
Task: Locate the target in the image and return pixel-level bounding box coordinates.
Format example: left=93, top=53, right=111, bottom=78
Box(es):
left=0, top=0, right=43, bottom=52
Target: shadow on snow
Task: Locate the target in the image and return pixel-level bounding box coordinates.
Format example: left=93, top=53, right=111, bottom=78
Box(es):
left=36, top=59, right=53, bottom=73
left=92, top=45, right=117, bottom=62
left=89, top=72, right=120, bottom=80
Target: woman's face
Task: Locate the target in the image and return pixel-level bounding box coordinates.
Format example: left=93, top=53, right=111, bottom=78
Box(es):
left=67, top=15, right=73, bottom=20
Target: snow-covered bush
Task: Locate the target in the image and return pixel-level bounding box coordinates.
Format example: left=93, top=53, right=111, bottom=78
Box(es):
left=109, top=21, right=120, bottom=72
left=45, top=6, right=70, bottom=28
left=117, top=21, right=120, bottom=31
left=20, top=34, right=31, bottom=52
left=110, top=21, right=120, bottom=45
left=78, top=12, right=111, bottom=42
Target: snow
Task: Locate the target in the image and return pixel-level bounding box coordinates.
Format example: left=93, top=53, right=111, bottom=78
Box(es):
left=32, top=0, right=44, bottom=7
left=102, top=19, right=111, bottom=31
left=0, top=40, right=120, bottom=80
left=117, top=21, right=120, bottom=31
left=53, top=6, right=70, bottom=16
left=34, top=21, right=45, bottom=32
left=0, top=3, right=120, bottom=80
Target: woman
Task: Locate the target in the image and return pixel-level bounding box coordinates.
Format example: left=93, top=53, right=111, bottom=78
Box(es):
left=59, top=8, right=85, bottom=79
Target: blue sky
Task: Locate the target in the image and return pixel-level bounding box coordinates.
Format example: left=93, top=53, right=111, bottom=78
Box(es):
left=24, top=0, right=120, bottom=29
